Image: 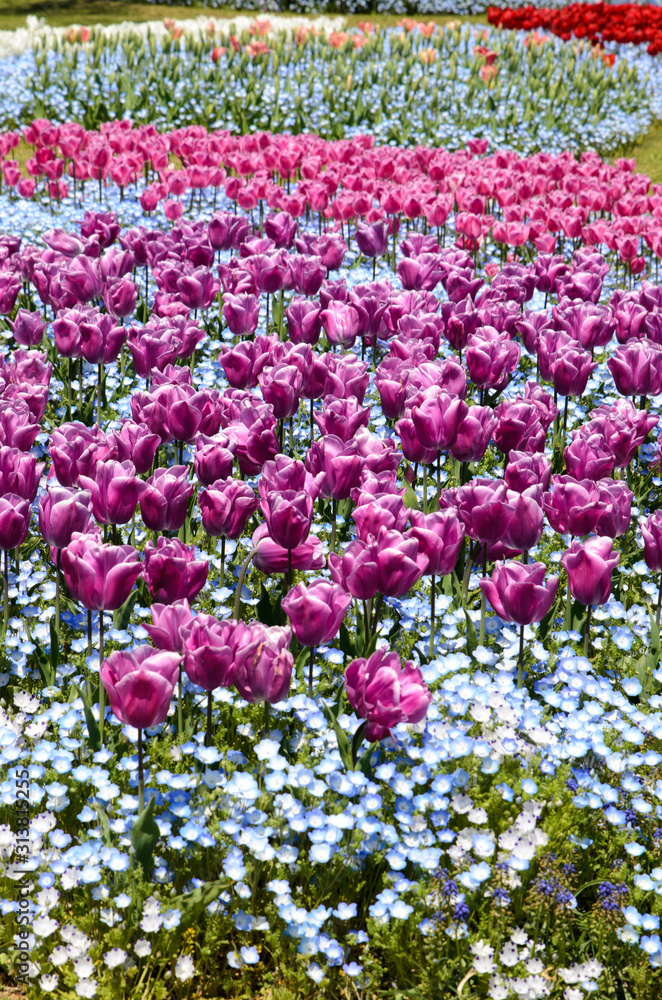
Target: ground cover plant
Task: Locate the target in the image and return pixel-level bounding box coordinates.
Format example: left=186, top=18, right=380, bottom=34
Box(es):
left=0, top=19, right=648, bottom=156
left=1, top=118, right=662, bottom=1000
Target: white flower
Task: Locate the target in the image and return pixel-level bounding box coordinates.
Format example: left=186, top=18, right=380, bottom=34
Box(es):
left=470, top=940, right=494, bottom=959
left=103, top=949, right=126, bottom=969
left=49, top=947, right=68, bottom=967
left=75, top=979, right=97, bottom=998
left=175, top=955, right=196, bottom=981
left=32, top=916, right=59, bottom=938
left=134, top=939, right=152, bottom=958
left=499, top=943, right=519, bottom=968
left=39, top=975, right=58, bottom=993
left=73, top=956, right=94, bottom=979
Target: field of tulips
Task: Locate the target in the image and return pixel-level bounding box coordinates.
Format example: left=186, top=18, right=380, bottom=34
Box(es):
left=0, top=19, right=649, bottom=157
left=0, top=112, right=662, bottom=1000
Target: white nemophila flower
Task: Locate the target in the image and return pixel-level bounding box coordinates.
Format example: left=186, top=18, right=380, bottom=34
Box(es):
left=35, top=888, right=59, bottom=912
left=75, top=980, right=97, bottom=998
left=134, top=939, right=152, bottom=958
left=32, top=916, right=58, bottom=938
left=175, top=955, right=196, bottom=981
left=49, top=947, right=69, bottom=968
left=39, top=975, right=58, bottom=993
left=499, top=942, right=520, bottom=968
left=72, top=956, right=94, bottom=979
left=103, top=949, right=127, bottom=969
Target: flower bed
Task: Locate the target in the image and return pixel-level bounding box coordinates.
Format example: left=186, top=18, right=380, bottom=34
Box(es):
left=1, top=121, right=662, bottom=998
left=488, top=1, right=662, bottom=57
left=0, top=19, right=648, bottom=157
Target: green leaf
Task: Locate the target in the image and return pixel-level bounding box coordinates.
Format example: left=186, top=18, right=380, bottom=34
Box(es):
left=30, top=641, right=55, bottom=689
left=294, top=646, right=310, bottom=685
left=131, top=796, right=160, bottom=879
left=320, top=696, right=352, bottom=772
left=464, top=609, right=478, bottom=656
left=167, top=879, right=232, bottom=937
left=94, top=804, right=113, bottom=849
left=256, top=583, right=286, bottom=627
left=403, top=485, right=419, bottom=511
left=114, top=590, right=139, bottom=632
left=74, top=684, right=102, bottom=752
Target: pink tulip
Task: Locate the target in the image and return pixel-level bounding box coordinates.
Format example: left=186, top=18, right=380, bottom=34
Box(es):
left=345, top=648, right=431, bottom=742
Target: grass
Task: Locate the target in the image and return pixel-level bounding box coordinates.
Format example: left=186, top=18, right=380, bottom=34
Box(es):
left=631, top=119, right=662, bottom=184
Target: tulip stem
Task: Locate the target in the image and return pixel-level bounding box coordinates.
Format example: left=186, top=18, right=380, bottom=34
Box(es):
left=79, top=358, right=84, bottom=414
left=563, top=395, right=569, bottom=442
left=2, top=548, right=7, bottom=636
left=287, top=547, right=293, bottom=589
left=430, top=575, right=436, bottom=660
left=87, top=609, right=92, bottom=659
left=55, top=549, right=61, bottom=633
left=422, top=471, right=428, bottom=512
left=310, top=398, right=314, bottom=449
left=67, top=358, right=72, bottom=420
left=564, top=577, right=572, bottom=631
left=308, top=645, right=315, bottom=699
left=517, top=623, right=525, bottom=689
left=99, top=610, right=105, bottom=745
left=220, top=537, right=225, bottom=590
left=205, top=691, right=213, bottom=747
left=331, top=498, right=337, bottom=553
left=137, top=728, right=144, bottom=815
left=178, top=664, right=183, bottom=737
left=234, top=547, right=257, bottom=620
left=479, top=545, right=487, bottom=647
left=657, top=572, right=662, bottom=628
left=263, top=699, right=270, bottom=737
left=97, top=364, right=103, bottom=427
left=584, top=605, right=592, bottom=658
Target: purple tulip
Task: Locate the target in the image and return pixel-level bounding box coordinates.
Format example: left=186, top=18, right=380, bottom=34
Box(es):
left=548, top=347, right=597, bottom=398
left=480, top=560, right=558, bottom=625
left=287, top=255, right=326, bottom=296
left=103, top=275, right=138, bottom=319
left=183, top=614, right=243, bottom=690
left=140, top=466, right=194, bottom=533
left=61, top=534, right=142, bottom=611
left=564, top=434, right=615, bottom=481
left=252, top=523, right=325, bottom=574
left=78, top=311, right=127, bottom=365
left=504, top=451, right=551, bottom=493
left=222, top=293, right=260, bottom=338
left=544, top=475, right=607, bottom=536
left=199, top=478, right=258, bottom=538
left=0, top=494, right=30, bottom=550
left=449, top=405, right=496, bottom=464
left=50, top=422, right=114, bottom=487
left=410, top=392, right=468, bottom=453
left=455, top=478, right=514, bottom=546
left=39, top=486, right=93, bottom=550
left=193, top=433, right=236, bottom=486
left=306, top=435, right=364, bottom=501
left=0, top=447, right=44, bottom=502
left=260, top=363, right=303, bottom=420
left=595, top=479, right=632, bottom=538
left=641, top=511, right=662, bottom=573
left=394, top=417, right=438, bottom=465
left=314, top=396, right=371, bottom=442
left=282, top=579, right=352, bottom=646
left=493, top=400, right=546, bottom=456
left=233, top=623, right=293, bottom=704
left=100, top=646, right=180, bottom=729
left=142, top=536, right=208, bottom=605
left=259, top=455, right=319, bottom=498
left=607, top=341, right=662, bottom=398
left=264, top=211, right=298, bottom=249
left=286, top=298, right=322, bottom=346
left=503, top=491, right=544, bottom=553
left=344, top=648, right=431, bottom=742
left=0, top=398, right=40, bottom=453
left=352, top=496, right=408, bottom=541
left=321, top=301, right=360, bottom=350
left=465, top=329, right=520, bottom=389
left=355, top=222, right=388, bottom=258
left=561, top=536, right=620, bottom=607
left=409, top=509, right=465, bottom=576
left=143, top=599, right=194, bottom=653
left=329, top=527, right=428, bottom=599
left=79, top=460, right=146, bottom=526
left=12, top=309, right=46, bottom=348
left=262, top=489, right=314, bottom=550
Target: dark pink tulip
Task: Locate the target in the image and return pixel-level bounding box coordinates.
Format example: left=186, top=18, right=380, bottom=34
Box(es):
left=352, top=496, right=408, bottom=541
left=53, top=307, right=88, bottom=359
left=321, top=301, right=360, bottom=350
left=260, top=363, right=303, bottom=420
left=323, top=354, right=369, bottom=403
left=286, top=298, right=322, bottom=346
left=314, top=396, right=370, bottom=442
left=305, top=434, right=364, bottom=500
left=79, top=460, right=146, bottom=526
left=100, top=646, right=180, bottom=729
left=0, top=493, right=30, bottom=550
left=282, top=579, right=352, bottom=646
left=252, top=523, right=325, bottom=574
left=168, top=386, right=221, bottom=443
left=503, top=491, right=544, bottom=553
left=455, top=478, right=514, bottom=546
left=264, top=211, right=298, bottom=249
left=233, top=623, right=293, bottom=704
left=222, top=293, right=260, bottom=338
left=329, top=527, right=427, bottom=599
left=199, top=477, right=258, bottom=538
left=524, top=382, right=558, bottom=430
left=250, top=253, right=287, bottom=295
left=140, top=466, right=194, bottom=533
left=595, top=480, right=632, bottom=539
left=108, top=420, right=160, bottom=476
left=641, top=511, right=662, bottom=573
left=344, top=648, right=431, bottom=742
left=177, top=267, right=218, bottom=311
left=353, top=429, right=401, bottom=477
left=79, top=311, right=126, bottom=365
left=11, top=309, right=46, bottom=348
left=409, top=508, right=465, bottom=576
left=61, top=534, right=142, bottom=611
left=194, top=433, right=236, bottom=486
left=561, top=536, right=620, bottom=607
left=394, top=417, right=438, bottom=464
left=39, top=486, right=93, bottom=549
left=103, top=275, right=137, bottom=319
left=225, top=404, right=279, bottom=477
left=449, top=405, right=496, bottom=464
left=287, top=255, right=326, bottom=296
left=50, top=423, right=114, bottom=487
left=505, top=451, right=551, bottom=493
left=480, top=561, right=558, bottom=626
left=607, top=342, right=662, bottom=398
left=143, top=599, right=194, bottom=654
left=63, top=254, right=103, bottom=302
left=544, top=476, right=607, bottom=537
left=182, top=614, right=242, bottom=690
left=142, top=536, right=208, bottom=605
left=410, top=392, right=468, bottom=453
left=0, top=447, right=44, bottom=502
left=262, top=487, right=314, bottom=550
left=376, top=369, right=409, bottom=421
left=590, top=400, right=657, bottom=468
